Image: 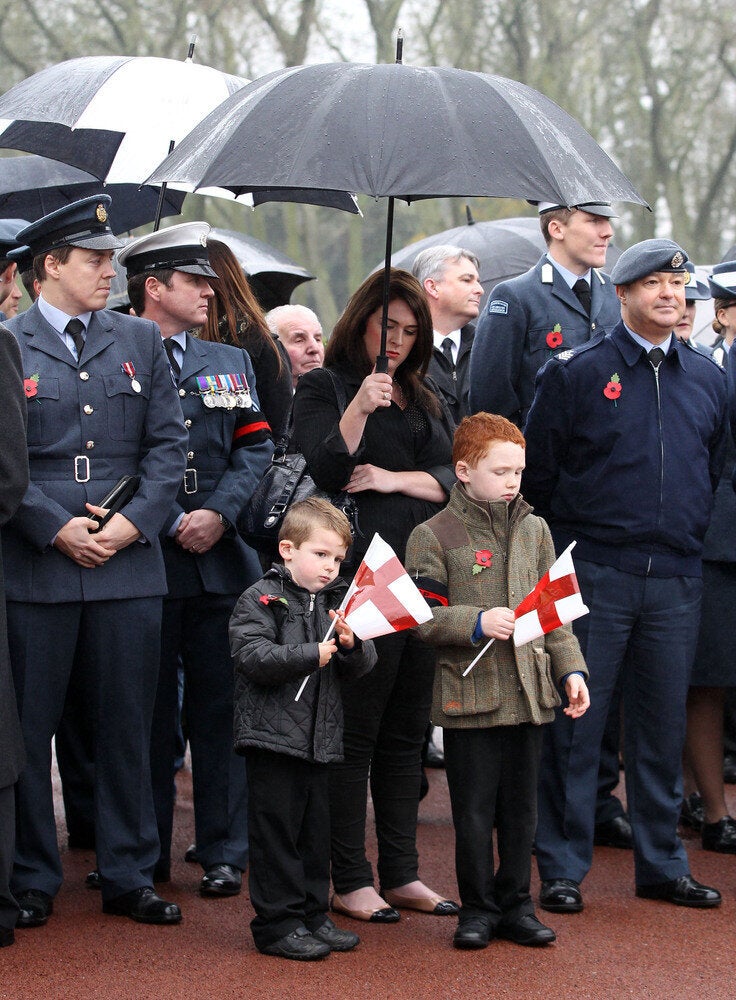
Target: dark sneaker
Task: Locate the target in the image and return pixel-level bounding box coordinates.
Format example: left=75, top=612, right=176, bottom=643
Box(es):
left=311, top=917, right=359, bottom=951
left=260, top=926, right=330, bottom=961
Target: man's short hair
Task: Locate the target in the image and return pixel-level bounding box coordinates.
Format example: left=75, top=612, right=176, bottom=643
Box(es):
left=279, top=496, right=352, bottom=550
left=540, top=208, right=576, bottom=246
left=32, top=245, right=74, bottom=285
left=265, top=304, right=322, bottom=338
left=411, top=245, right=480, bottom=286
left=127, top=268, right=175, bottom=316
left=453, top=412, right=525, bottom=467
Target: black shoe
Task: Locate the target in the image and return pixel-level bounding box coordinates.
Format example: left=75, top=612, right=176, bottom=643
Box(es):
left=679, top=792, right=704, bottom=831
left=103, top=887, right=182, bottom=924
left=311, top=917, right=360, bottom=951
left=702, top=816, right=736, bottom=854
left=184, top=843, right=198, bottom=864
left=260, top=927, right=330, bottom=961
left=0, top=926, right=15, bottom=947
left=85, top=869, right=102, bottom=889
left=16, top=889, right=53, bottom=928
left=636, top=874, right=721, bottom=908
left=594, top=814, right=633, bottom=849
left=497, top=913, right=556, bottom=947
left=539, top=879, right=583, bottom=914
left=724, top=753, right=736, bottom=784
left=424, top=742, right=445, bottom=768
left=453, top=917, right=491, bottom=950
left=67, top=831, right=96, bottom=851
left=200, top=863, right=242, bottom=897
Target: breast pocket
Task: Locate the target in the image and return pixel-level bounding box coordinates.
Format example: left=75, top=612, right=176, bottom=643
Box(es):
left=26, top=378, right=61, bottom=446
left=102, top=371, right=151, bottom=441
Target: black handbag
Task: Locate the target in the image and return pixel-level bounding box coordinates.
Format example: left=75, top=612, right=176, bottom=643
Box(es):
left=240, top=370, right=360, bottom=556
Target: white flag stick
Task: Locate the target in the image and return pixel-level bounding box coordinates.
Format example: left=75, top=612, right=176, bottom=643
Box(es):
left=294, top=600, right=346, bottom=702
left=463, top=637, right=495, bottom=676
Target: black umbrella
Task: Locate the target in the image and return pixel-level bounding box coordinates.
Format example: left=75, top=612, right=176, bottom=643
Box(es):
left=107, top=230, right=314, bottom=311
left=388, top=213, right=623, bottom=309
left=0, top=154, right=185, bottom=232
left=147, top=50, right=647, bottom=368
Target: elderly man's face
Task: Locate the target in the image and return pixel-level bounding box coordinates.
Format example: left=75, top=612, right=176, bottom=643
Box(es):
left=617, top=272, right=687, bottom=344
left=0, top=262, right=22, bottom=318
left=278, top=311, right=324, bottom=386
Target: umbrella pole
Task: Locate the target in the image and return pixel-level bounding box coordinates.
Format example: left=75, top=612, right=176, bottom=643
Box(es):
left=152, top=140, right=175, bottom=231
left=376, top=195, right=395, bottom=374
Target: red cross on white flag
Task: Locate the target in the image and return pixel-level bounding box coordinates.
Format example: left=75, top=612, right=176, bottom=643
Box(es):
left=512, top=541, right=589, bottom=646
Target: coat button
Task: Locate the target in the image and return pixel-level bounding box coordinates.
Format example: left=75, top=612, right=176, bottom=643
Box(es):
left=179, top=388, right=186, bottom=397
left=184, top=419, right=192, bottom=428
left=187, top=451, right=195, bottom=460
left=80, top=371, right=90, bottom=380
left=83, top=404, right=93, bottom=415
left=85, top=440, right=95, bottom=450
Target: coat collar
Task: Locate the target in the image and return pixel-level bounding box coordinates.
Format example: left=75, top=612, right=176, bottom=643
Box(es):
left=16, top=300, right=116, bottom=367
left=611, top=322, right=688, bottom=371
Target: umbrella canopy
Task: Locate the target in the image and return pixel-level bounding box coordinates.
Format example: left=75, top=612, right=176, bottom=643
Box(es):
left=147, top=62, right=647, bottom=209
left=388, top=215, right=623, bottom=309
left=107, top=229, right=314, bottom=311
left=0, top=154, right=185, bottom=232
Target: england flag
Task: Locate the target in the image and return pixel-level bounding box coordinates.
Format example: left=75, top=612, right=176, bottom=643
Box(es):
left=513, top=541, right=589, bottom=646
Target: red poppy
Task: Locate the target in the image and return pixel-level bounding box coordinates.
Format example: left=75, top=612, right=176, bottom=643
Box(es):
left=603, top=382, right=621, bottom=399
left=23, top=378, right=38, bottom=398
left=258, top=594, right=289, bottom=607
left=473, top=549, right=493, bottom=574
left=546, top=330, right=563, bottom=349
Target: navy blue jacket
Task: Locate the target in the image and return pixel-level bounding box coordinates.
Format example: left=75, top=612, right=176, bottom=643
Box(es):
left=523, top=323, right=727, bottom=577
left=469, top=255, right=620, bottom=426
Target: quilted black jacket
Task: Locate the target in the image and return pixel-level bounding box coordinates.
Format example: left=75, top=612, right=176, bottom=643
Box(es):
left=230, top=564, right=376, bottom=762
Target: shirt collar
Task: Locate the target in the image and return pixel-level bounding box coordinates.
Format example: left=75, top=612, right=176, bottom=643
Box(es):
left=37, top=295, right=92, bottom=336
left=433, top=329, right=461, bottom=351
left=623, top=324, right=673, bottom=356
left=545, top=254, right=592, bottom=290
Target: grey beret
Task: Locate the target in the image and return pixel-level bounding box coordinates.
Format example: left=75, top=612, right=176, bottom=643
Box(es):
left=610, top=238, right=689, bottom=285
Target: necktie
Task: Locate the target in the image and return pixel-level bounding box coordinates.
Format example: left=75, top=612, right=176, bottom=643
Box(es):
left=163, top=337, right=181, bottom=382
left=441, top=336, right=455, bottom=367
left=65, top=317, right=85, bottom=360
left=572, top=278, right=591, bottom=316
left=648, top=347, right=666, bottom=368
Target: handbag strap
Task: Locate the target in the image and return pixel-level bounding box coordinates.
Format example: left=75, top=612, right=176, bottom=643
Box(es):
left=278, top=368, right=348, bottom=457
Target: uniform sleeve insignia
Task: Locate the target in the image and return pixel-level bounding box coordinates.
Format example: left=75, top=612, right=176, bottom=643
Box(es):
left=487, top=299, right=508, bottom=315
left=555, top=349, right=575, bottom=361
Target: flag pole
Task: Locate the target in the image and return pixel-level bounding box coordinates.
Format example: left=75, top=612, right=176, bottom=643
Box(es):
left=294, top=604, right=345, bottom=702
left=462, top=637, right=494, bottom=677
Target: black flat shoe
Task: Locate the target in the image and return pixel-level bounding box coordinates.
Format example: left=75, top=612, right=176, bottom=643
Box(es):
left=701, top=816, right=736, bottom=854
left=103, top=886, right=182, bottom=924
left=453, top=918, right=491, bottom=950
left=260, top=927, right=330, bottom=961
left=0, top=926, right=15, bottom=947
left=16, top=889, right=53, bottom=928
left=679, top=792, right=704, bottom=832
left=539, top=879, right=583, bottom=913
left=636, top=874, right=721, bottom=908
left=184, top=843, right=198, bottom=864
left=594, top=814, right=633, bottom=849
left=85, top=869, right=102, bottom=889
left=200, top=863, right=242, bottom=897
left=331, top=893, right=400, bottom=923
left=497, top=913, right=556, bottom=947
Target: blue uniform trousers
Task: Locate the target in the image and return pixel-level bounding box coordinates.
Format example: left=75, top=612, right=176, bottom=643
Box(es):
left=9, top=598, right=161, bottom=902
left=535, top=561, right=699, bottom=887
left=151, top=592, right=248, bottom=874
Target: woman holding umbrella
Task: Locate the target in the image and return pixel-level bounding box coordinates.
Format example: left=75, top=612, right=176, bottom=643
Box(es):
left=292, top=268, right=458, bottom=921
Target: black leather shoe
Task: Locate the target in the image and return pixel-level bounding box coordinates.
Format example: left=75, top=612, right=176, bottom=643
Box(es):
left=539, top=879, right=583, bottom=913
left=497, top=913, right=556, bottom=947
left=636, top=874, right=721, bottom=908
left=724, top=753, right=736, bottom=784
left=0, top=926, right=15, bottom=947
left=679, top=792, right=704, bottom=831
left=200, top=863, right=242, bottom=897
left=260, top=926, right=330, bottom=961
left=453, top=917, right=491, bottom=950
left=184, top=843, right=198, bottom=864
left=702, top=816, right=736, bottom=854
left=594, top=814, right=633, bottom=849
left=311, top=917, right=360, bottom=951
left=85, top=869, right=102, bottom=889
left=424, top=742, right=445, bottom=768
left=16, top=890, right=53, bottom=928
left=103, top=887, right=182, bottom=924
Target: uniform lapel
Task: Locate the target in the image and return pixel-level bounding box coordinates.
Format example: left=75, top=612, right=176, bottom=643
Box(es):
left=18, top=301, right=77, bottom=367
left=180, top=333, right=210, bottom=382
left=79, top=310, right=116, bottom=364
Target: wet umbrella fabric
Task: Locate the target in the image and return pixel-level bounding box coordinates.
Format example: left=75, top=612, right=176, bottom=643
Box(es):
left=0, top=154, right=185, bottom=232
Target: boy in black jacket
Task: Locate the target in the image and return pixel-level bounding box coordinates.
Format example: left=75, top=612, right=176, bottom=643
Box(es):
left=230, top=497, right=377, bottom=960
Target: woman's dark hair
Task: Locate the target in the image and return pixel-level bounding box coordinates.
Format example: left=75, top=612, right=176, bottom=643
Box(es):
left=712, top=296, right=736, bottom=337
left=325, top=267, right=438, bottom=413
left=200, top=239, right=282, bottom=371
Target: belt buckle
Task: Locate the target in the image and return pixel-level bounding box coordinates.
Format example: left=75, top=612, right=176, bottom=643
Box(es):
left=74, top=456, right=90, bottom=483
left=184, top=468, right=198, bottom=495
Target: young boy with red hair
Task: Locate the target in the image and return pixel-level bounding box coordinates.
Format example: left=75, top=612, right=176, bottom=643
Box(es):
left=405, top=412, right=589, bottom=950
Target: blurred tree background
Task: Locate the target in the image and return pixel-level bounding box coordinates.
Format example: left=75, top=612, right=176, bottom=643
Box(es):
left=1, top=0, right=735, bottom=331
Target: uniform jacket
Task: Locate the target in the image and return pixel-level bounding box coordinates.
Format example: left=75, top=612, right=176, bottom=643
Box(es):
left=427, top=323, right=474, bottom=425
left=469, top=255, right=620, bottom=426
left=0, top=326, right=29, bottom=787
left=523, top=323, right=728, bottom=577
left=230, top=566, right=377, bottom=763
left=405, top=484, right=587, bottom=729
left=160, top=334, right=273, bottom=597
left=2, top=301, right=188, bottom=602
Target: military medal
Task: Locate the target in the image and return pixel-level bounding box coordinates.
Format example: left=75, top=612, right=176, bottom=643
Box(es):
left=122, top=361, right=141, bottom=392
left=197, top=375, right=219, bottom=408
left=233, top=372, right=252, bottom=408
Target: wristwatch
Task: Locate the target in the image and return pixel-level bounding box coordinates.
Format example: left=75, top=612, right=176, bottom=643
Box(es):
left=216, top=512, right=231, bottom=530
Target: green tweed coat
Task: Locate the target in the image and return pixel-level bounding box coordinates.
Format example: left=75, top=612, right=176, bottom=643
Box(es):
left=405, top=483, right=588, bottom=729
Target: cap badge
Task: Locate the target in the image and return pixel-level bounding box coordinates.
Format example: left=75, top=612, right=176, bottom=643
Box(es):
left=670, top=251, right=684, bottom=268
left=199, top=233, right=208, bottom=247
left=95, top=204, right=108, bottom=223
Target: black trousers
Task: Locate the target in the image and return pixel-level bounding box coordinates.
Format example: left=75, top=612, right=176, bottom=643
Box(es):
left=0, top=784, right=17, bottom=933
left=444, top=724, right=543, bottom=928
left=245, top=748, right=331, bottom=949
left=328, top=630, right=435, bottom=893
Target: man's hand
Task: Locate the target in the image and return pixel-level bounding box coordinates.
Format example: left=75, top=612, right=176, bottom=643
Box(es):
left=86, top=507, right=141, bottom=552
left=175, top=508, right=225, bottom=555
left=54, top=516, right=117, bottom=568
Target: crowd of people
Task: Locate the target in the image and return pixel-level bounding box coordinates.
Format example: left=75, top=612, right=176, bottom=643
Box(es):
left=0, top=193, right=735, bottom=961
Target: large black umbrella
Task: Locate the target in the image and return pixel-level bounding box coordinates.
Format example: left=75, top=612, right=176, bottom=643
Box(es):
left=147, top=56, right=647, bottom=367
left=388, top=214, right=623, bottom=309
left=0, top=154, right=185, bottom=232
